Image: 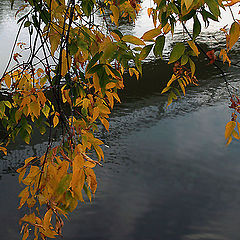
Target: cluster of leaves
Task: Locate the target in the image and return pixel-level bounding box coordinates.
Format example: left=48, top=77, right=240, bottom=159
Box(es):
left=1, top=0, right=144, bottom=239
left=1, top=0, right=240, bottom=239
left=144, top=0, right=240, bottom=145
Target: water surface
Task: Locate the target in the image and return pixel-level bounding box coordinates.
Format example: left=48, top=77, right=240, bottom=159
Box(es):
left=1, top=1, right=240, bottom=240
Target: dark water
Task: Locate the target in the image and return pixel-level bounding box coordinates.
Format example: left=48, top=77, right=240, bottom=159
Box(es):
left=1, top=1, right=240, bottom=240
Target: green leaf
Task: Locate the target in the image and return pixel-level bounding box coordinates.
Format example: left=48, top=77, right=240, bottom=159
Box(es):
left=24, top=21, right=31, bottom=28
left=139, top=44, right=153, bottom=60
left=193, top=16, right=201, bottom=39
left=153, top=36, right=165, bottom=58
left=88, top=64, right=104, bottom=74
left=205, top=0, right=220, bottom=18
left=181, top=55, right=189, bottom=65
left=56, top=174, right=72, bottom=197
left=189, top=58, right=195, bottom=76
left=86, top=52, right=103, bottom=73
left=168, top=43, right=185, bottom=64
left=201, top=9, right=218, bottom=25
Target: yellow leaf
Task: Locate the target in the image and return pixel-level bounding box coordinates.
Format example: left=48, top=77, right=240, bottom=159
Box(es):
left=61, top=49, right=72, bottom=76
left=93, top=144, right=104, bottom=161
left=161, top=86, right=171, bottom=94
left=178, top=79, right=185, bottom=95
left=105, top=91, right=114, bottom=109
left=93, top=73, right=101, bottom=92
left=22, top=166, right=40, bottom=186
left=73, top=154, right=84, bottom=169
left=17, top=166, right=26, bottom=183
left=106, top=82, right=116, bottom=89
left=225, top=121, right=236, bottom=140
left=219, top=49, right=231, bottom=66
left=91, top=106, right=99, bottom=122
left=4, top=74, right=11, bottom=88
left=18, top=187, right=29, bottom=209
left=163, top=23, right=171, bottom=34
left=112, top=92, right=121, bottom=102
left=85, top=168, right=97, bottom=194
left=122, top=35, right=145, bottom=45
left=37, top=91, right=46, bottom=106
left=184, top=0, right=193, bottom=10
left=100, top=117, right=109, bottom=131
left=129, top=68, right=139, bottom=80
left=232, top=130, right=240, bottom=139
left=226, top=136, right=232, bottom=145
left=27, top=197, right=36, bottom=208
left=24, top=156, right=36, bottom=166
left=43, top=209, right=53, bottom=230
left=22, top=225, right=29, bottom=240
left=71, top=168, right=85, bottom=200
left=98, top=104, right=111, bottom=114
left=229, top=22, right=240, bottom=50
left=141, top=28, right=161, bottom=41
left=49, top=30, right=61, bottom=56
left=84, top=161, right=96, bottom=168
left=53, top=114, right=59, bottom=128
left=19, top=212, right=36, bottom=225
left=42, top=104, right=50, bottom=118
left=237, top=121, right=240, bottom=134
left=0, top=146, right=7, bottom=155
left=111, top=31, right=120, bottom=42
left=167, top=74, right=177, bottom=87
left=187, top=40, right=200, bottom=56
left=30, top=101, right=40, bottom=117
left=110, top=4, right=119, bottom=26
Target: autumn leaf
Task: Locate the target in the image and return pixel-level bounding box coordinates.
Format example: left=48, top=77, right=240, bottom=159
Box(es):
left=0, top=146, right=7, bottom=155
left=229, top=22, right=240, bottom=50
left=206, top=50, right=216, bottom=65
left=122, top=35, right=145, bottom=45
left=53, top=114, right=59, bottom=128
left=18, top=187, right=29, bottom=209
left=141, top=28, right=161, bottom=41
left=225, top=121, right=236, bottom=140
left=184, top=0, right=193, bottom=10
left=61, top=49, right=72, bottom=76
left=4, top=74, right=11, bottom=88
left=110, top=4, right=119, bottom=26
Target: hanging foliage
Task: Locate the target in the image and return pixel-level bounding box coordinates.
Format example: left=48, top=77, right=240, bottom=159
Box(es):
left=1, top=0, right=240, bottom=239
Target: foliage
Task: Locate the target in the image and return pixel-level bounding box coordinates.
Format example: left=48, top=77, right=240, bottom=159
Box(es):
left=0, top=0, right=240, bottom=239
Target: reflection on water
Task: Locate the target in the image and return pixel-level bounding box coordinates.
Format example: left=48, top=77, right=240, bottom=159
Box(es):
left=2, top=1, right=240, bottom=240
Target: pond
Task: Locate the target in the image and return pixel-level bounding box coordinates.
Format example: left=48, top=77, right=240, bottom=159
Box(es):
left=1, top=1, right=240, bottom=240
